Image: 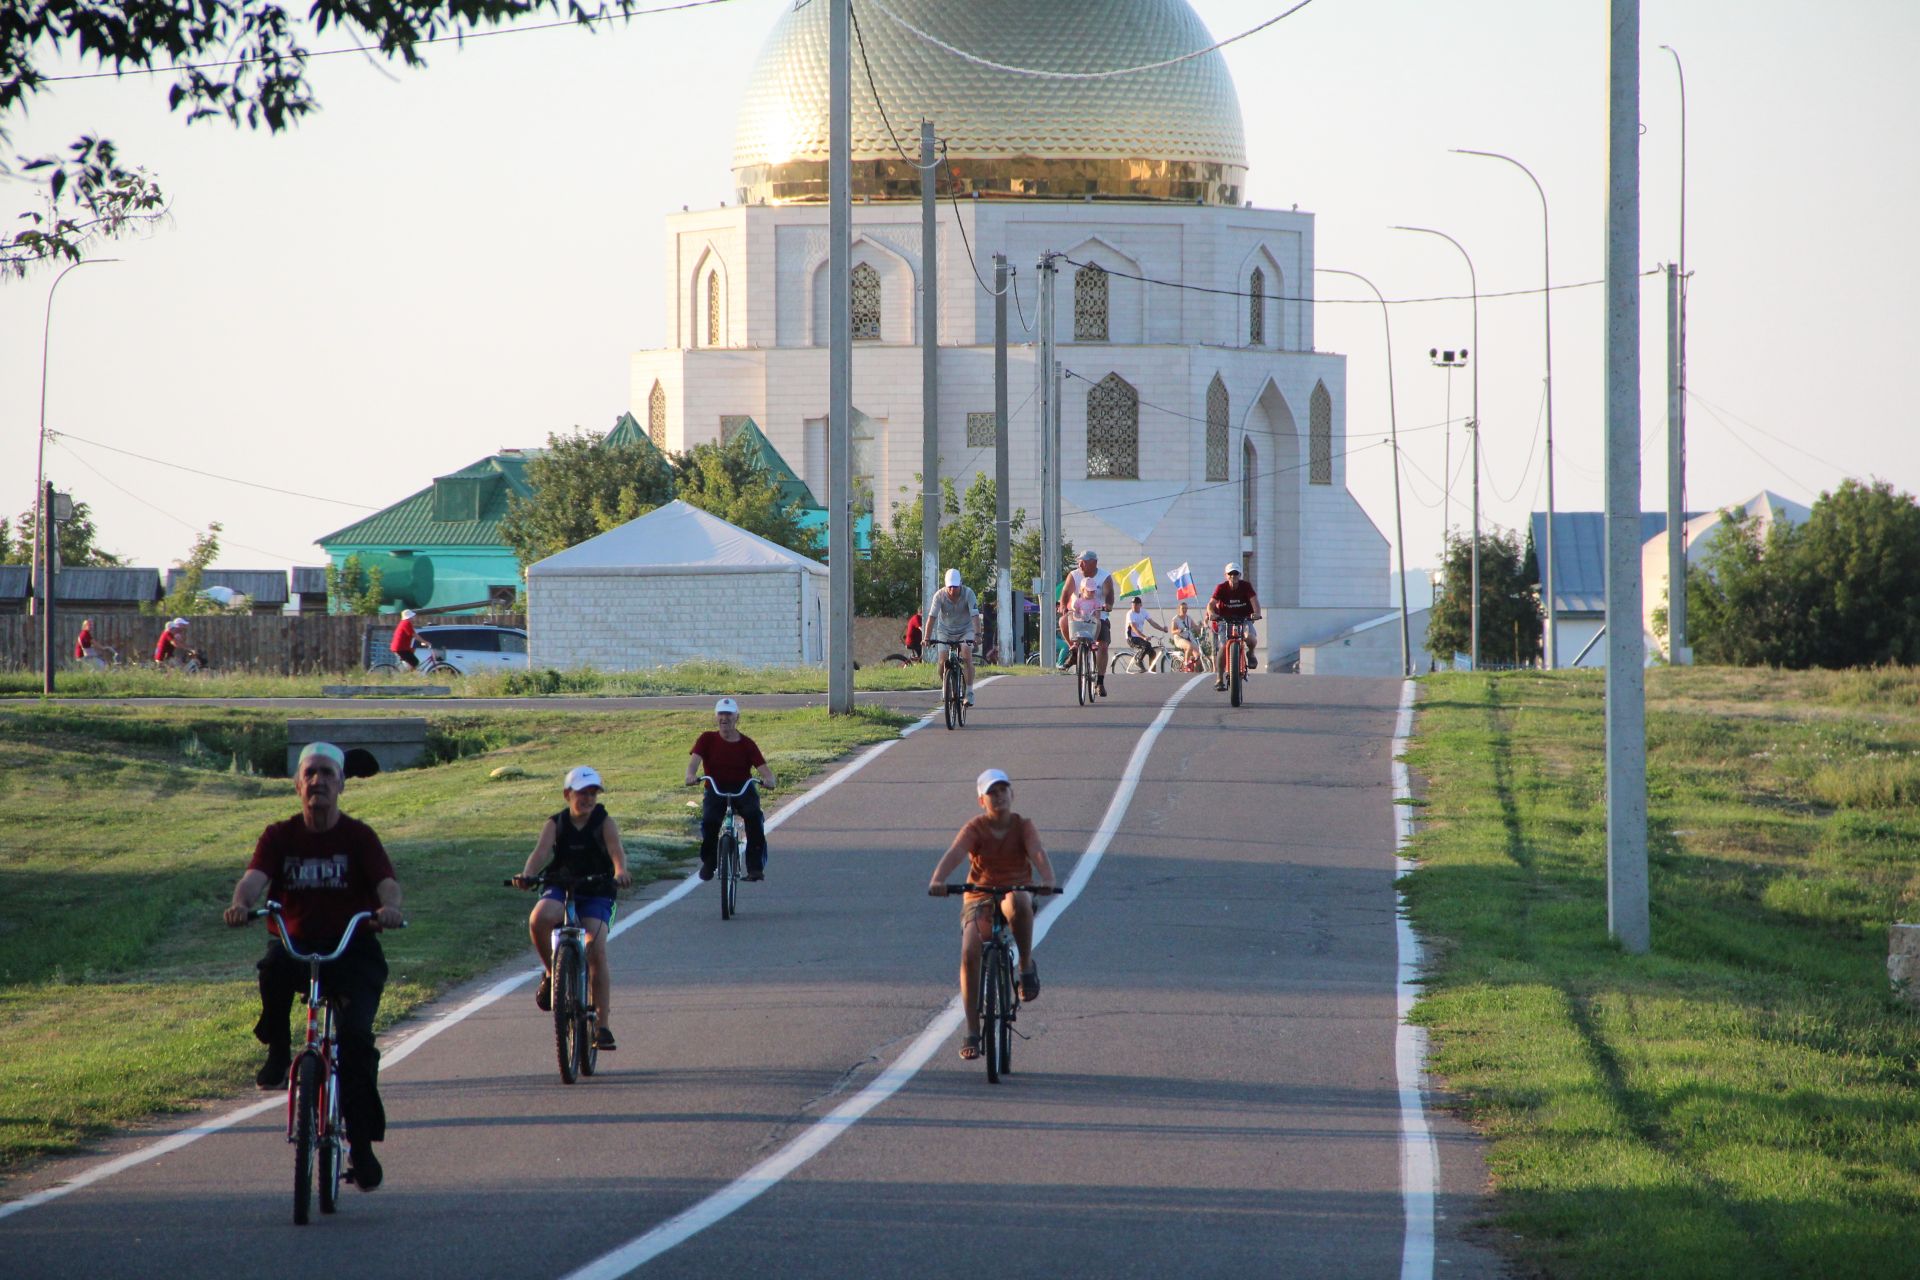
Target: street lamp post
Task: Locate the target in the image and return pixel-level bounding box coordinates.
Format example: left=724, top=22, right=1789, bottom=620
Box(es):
left=1395, top=226, right=1479, bottom=668
left=1659, top=43, right=1690, bottom=665
left=32, top=259, right=120, bottom=621
left=1453, top=149, right=1557, bottom=669
left=1319, top=267, right=1411, bottom=676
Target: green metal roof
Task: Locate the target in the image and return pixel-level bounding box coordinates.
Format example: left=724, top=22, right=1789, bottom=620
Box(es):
left=319, top=452, right=535, bottom=548
left=732, top=417, right=820, bottom=511
left=604, top=411, right=668, bottom=459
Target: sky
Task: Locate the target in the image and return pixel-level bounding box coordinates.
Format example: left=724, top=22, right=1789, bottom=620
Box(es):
left=3, top=0, right=1915, bottom=578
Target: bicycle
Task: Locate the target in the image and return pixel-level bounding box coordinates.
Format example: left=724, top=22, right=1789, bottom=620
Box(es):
left=505, top=871, right=610, bottom=1085
left=934, top=639, right=970, bottom=730
left=247, top=901, right=396, bottom=1225
left=1066, top=615, right=1101, bottom=707
left=1112, top=637, right=1170, bottom=675
left=939, top=883, right=1059, bottom=1083
left=1217, top=618, right=1255, bottom=707
left=700, top=776, right=761, bottom=920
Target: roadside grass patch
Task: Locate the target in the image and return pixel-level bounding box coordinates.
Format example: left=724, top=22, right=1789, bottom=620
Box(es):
left=1402, top=667, right=1920, bottom=1278
left=0, top=701, right=908, bottom=1176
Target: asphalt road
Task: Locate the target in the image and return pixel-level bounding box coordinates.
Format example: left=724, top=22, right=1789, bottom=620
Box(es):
left=2, top=672, right=1504, bottom=1279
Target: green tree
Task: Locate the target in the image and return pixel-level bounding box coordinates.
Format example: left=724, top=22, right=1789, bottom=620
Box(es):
left=3, top=2, right=627, bottom=276
left=325, top=554, right=387, bottom=617
left=671, top=435, right=814, bottom=556
left=500, top=427, right=675, bottom=570
left=148, top=523, right=229, bottom=616
left=856, top=473, right=1067, bottom=617
left=1424, top=526, right=1542, bottom=668
left=4, top=497, right=124, bottom=565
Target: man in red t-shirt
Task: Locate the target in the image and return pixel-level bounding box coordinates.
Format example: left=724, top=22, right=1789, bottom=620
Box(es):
left=1207, top=563, right=1263, bottom=691
left=224, top=741, right=405, bottom=1192
left=389, top=609, right=420, bottom=670
left=684, top=696, right=777, bottom=881
left=903, top=611, right=924, bottom=663
left=153, top=617, right=187, bottom=666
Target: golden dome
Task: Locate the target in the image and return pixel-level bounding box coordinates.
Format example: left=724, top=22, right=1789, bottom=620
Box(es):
left=733, top=0, right=1248, bottom=206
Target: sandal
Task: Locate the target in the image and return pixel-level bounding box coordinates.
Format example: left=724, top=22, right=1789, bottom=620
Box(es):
left=958, top=1034, right=982, bottom=1060
left=1021, top=964, right=1040, bottom=1003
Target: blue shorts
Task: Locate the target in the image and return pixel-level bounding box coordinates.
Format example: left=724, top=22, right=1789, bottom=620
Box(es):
left=540, top=886, right=616, bottom=924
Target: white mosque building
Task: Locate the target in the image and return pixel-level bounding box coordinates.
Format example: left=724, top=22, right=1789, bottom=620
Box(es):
left=630, top=0, right=1392, bottom=662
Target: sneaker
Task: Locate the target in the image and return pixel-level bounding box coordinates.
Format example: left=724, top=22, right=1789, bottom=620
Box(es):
left=594, top=1026, right=617, bottom=1051
left=964, top=690, right=975, bottom=707
left=698, top=862, right=715, bottom=881
left=534, top=975, right=551, bottom=1012
left=255, top=1047, right=291, bottom=1090
left=346, top=1142, right=382, bottom=1192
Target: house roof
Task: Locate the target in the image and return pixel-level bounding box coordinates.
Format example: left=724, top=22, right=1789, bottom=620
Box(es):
left=1531, top=512, right=1674, bottom=615
left=290, top=566, right=328, bottom=595
left=604, top=411, right=668, bottom=459
left=162, top=568, right=291, bottom=604
left=319, top=452, right=535, bottom=549
left=529, top=499, right=827, bottom=578
left=731, top=417, right=820, bottom=511
left=56, top=566, right=163, bottom=603
left=0, top=565, right=29, bottom=601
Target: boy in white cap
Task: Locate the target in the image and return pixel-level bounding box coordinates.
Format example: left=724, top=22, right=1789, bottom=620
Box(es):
left=512, top=766, right=632, bottom=1050
left=224, top=741, right=405, bottom=1191
left=1206, top=563, right=1263, bottom=690
left=923, top=567, right=982, bottom=706
left=927, top=768, right=1056, bottom=1061
left=686, top=697, right=777, bottom=880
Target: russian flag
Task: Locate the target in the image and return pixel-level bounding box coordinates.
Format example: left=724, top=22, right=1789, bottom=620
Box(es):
left=1171, top=562, right=1197, bottom=600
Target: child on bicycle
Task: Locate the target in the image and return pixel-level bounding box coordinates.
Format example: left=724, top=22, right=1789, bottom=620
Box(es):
left=512, top=766, right=632, bottom=1051
left=927, top=768, right=1057, bottom=1061
left=686, top=696, right=777, bottom=881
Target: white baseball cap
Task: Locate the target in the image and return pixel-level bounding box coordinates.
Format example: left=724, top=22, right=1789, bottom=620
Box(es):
left=944, top=568, right=963, bottom=587
left=1224, top=563, right=1242, bottom=576
left=715, top=697, right=740, bottom=714
left=564, top=765, right=604, bottom=792
left=976, top=767, right=1011, bottom=798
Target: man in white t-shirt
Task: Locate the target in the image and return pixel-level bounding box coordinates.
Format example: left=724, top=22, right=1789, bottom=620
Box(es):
left=1056, top=550, right=1116, bottom=697
left=924, top=569, right=982, bottom=705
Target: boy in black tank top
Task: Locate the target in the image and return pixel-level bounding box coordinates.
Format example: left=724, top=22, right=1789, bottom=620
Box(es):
left=512, top=766, right=632, bottom=1049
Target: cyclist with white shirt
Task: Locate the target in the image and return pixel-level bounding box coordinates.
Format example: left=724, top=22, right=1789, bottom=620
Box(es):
left=924, top=569, right=982, bottom=707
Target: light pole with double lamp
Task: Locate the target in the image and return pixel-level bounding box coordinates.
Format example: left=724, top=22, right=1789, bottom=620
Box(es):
left=1395, top=226, right=1479, bottom=668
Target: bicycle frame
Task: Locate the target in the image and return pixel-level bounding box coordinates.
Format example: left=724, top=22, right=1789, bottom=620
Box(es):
left=509, top=872, right=606, bottom=1082
left=940, top=883, right=1057, bottom=1082
left=702, top=776, right=759, bottom=919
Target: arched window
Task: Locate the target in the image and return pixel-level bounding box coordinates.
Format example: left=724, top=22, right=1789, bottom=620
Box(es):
left=1086, top=373, right=1138, bottom=478
left=647, top=381, right=666, bottom=448
left=1074, top=264, right=1109, bottom=342
left=1248, top=266, right=1265, bottom=346
left=851, top=263, right=881, bottom=341
left=705, top=271, right=721, bottom=347
left=1310, top=380, right=1333, bottom=485
left=1243, top=438, right=1258, bottom=535
left=1205, top=375, right=1229, bottom=482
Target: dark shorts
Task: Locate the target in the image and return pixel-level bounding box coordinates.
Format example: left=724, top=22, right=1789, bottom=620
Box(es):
left=540, top=886, right=616, bottom=925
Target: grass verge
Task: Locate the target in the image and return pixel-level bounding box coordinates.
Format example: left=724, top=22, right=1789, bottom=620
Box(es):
left=0, top=701, right=909, bottom=1176
left=1403, top=667, right=1920, bottom=1279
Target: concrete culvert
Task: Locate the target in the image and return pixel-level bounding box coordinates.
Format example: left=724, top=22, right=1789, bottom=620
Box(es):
left=342, top=748, right=381, bottom=778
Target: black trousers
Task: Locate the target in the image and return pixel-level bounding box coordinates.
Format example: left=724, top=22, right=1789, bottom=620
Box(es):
left=256, top=931, right=389, bottom=1144
left=701, top=787, right=767, bottom=874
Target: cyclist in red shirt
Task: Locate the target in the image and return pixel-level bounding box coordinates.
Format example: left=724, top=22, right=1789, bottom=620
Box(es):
left=389, top=609, right=420, bottom=670
left=685, top=697, right=777, bottom=881
left=223, top=741, right=405, bottom=1192
left=903, top=611, right=924, bottom=663
left=153, top=617, right=187, bottom=666
left=1207, top=563, right=1263, bottom=692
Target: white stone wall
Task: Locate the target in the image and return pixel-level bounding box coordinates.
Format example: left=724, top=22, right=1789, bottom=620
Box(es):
left=529, top=570, right=825, bottom=670
left=1300, top=608, right=1429, bottom=676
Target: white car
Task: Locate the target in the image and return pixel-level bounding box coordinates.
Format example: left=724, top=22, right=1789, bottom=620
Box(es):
left=415, top=624, right=528, bottom=675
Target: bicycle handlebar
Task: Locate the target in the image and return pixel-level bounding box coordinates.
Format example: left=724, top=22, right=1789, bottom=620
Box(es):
left=939, top=883, right=1060, bottom=897
left=698, top=776, right=761, bottom=798
left=247, top=902, right=401, bottom=963
left=505, top=871, right=616, bottom=894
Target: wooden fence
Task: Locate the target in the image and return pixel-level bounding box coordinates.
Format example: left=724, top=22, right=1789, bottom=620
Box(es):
left=0, top=614, right=526, bottom=675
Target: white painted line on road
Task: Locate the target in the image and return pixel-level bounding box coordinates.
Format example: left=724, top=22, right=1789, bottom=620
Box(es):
left=1393, top=678, right=1438, bottom=1280
left=0, top=686, right=974, bottom=1221
left=562, top=674, right=1209, bottom=1280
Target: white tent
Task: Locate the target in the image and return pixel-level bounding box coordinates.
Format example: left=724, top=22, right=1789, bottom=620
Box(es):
left=527, top=500, right=827, bottom=670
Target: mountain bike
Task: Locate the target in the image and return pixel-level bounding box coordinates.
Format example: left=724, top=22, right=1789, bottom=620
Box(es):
left=248, top=902, right=396, bottom=1225
left=935, top=639, right=970, bottom=730
left=1067, top=615, right=1101, bottom=707
left=940, top=883, right=1059, bottom=1083
left=701, top=776, right=761, bottom=920
left=505, top=871, right=610, bottom=1084
left=1112, top=636, right=1169, bottom=674
left=1218, top=619, right=1255, bottom=707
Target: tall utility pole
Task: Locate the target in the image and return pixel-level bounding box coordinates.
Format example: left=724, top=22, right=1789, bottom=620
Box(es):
left=33, top=258, right=117, bottom=619
left=994, top=254, right=1013, bottom=663
left=1605, top=0, right=1650, bottom=953
left=1397, top=226, right=1479, bottom=668
left=827, top=0, right=853, bottom=714
left=1036, top=253, right=1061, bottom=636
left=1661, top=43, right=1690, bottom=666
left=920, top=120, right=941, bottom=613
left=42, top=482, right=59, bottom=695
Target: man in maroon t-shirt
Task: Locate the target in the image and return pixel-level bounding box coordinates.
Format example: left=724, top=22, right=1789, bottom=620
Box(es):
left=1207, top=562, right=1263, bottom=691
left=685, top=696, right=778, bottom=881
left=224, top=741, right=405, bottom=1192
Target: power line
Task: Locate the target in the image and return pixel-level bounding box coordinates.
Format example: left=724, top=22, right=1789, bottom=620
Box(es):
left=1067, top=436, right=1392, bottom=518
left=1483, top=381, right=1545, bottom=504
left=864, top=0, right=1321, bottom=81
left=1066, top=253, right=1658, bottom=307
left=17, top=0, right=744, bottom=87
left=1059, top=365, right=1458, bottom=440
left=1686, top=388, right=1860, bottom=479
left=50, top=441, right=305, bottom=563
left=848, top=0, right=925, bottom=167
left=53, top=432, right=378, bottom=509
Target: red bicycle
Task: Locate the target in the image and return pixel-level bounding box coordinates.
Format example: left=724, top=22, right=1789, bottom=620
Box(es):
left=1217, top=618, right=1255, bottom=707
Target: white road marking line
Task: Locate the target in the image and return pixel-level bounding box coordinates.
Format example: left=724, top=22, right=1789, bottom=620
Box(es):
left=0, top=684, right=976, bottom=1220
left=1393, top=678, right=1438, bottom=1280
left=562, top=674, right=1209, bottom=1280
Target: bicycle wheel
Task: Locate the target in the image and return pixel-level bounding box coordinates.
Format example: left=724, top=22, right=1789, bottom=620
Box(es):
left=718, top=828, right=738, bottom=920
left=996, top=953, right=1016, bottom=1076
left=1074, top=643, right=1088, bottom=706
left=943, top=659, right=957, bottom=731
left=578, top=958, right=598, bottom=1078
left=980, top=949, right=1001, bottom=1083
left=318, top=1065, right=342, bottom=1214
left=292, top=1054, right=318, bottom=1224
left=1230, top=640, right=1244, bottom=707
left=956, top=660, right=968, bottom=727
left=554, top=949, right=580, bottom=1084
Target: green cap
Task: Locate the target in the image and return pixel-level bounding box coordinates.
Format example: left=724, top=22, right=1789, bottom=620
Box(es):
left=296, top=741, right=346, bottom=773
